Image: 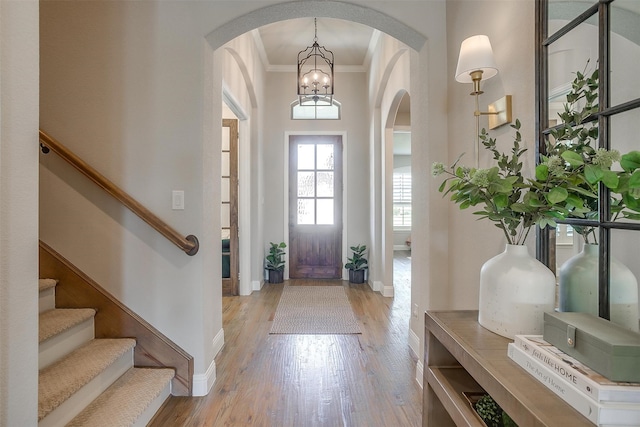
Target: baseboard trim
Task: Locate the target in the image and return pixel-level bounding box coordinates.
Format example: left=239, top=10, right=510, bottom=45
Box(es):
left=192, top=358, right=216, bottom=396
left=408, top=328, right=420, bottom=359
left=409, top=328, right=422, bottom=388
left=381, top=285, right=394, bottom=297
left=252, top=280, right=263, bottom=292
left=212, top=328, right=224, bottom=358
left=372, top=280, right=383, bottom=293
left=415, top=360, right=424, bottom=389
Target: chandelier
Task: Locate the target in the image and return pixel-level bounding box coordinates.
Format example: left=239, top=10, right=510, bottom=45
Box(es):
left=297, top=18, right=334, bottom=106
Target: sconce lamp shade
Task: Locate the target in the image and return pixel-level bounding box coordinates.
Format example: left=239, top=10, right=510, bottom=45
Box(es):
left=455, top=35, right=499, bottom=83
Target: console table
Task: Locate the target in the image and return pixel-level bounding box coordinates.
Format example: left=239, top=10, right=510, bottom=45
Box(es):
left=423, top=310, right=593, bottom=426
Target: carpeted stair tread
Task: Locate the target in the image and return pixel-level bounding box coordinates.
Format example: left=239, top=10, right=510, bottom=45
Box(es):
left=39, top=278, right=58, bottom=292
left=67, top=367, right=175, bottom=427
left=38, top=338, right=136, bottom=421
left=39, top=308, right=96, bottom=343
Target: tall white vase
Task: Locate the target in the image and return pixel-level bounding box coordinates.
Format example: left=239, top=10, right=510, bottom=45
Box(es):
left=559, top=243, right=639, bottom=332
left=479, top=244, right=556, bottom=339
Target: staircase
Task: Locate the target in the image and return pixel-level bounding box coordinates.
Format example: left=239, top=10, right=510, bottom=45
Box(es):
left=38, top=278, right=174, bottom=427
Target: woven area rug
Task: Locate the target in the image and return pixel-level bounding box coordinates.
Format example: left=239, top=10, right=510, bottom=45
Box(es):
left=270, top=286, right=361, bottom=334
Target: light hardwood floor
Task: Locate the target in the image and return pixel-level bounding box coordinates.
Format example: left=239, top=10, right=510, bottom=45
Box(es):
left=150, top=258, right=420, bottom=426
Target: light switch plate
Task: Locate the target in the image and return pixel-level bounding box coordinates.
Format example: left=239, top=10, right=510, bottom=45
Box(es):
left=172, top=190, right=184, bottom=210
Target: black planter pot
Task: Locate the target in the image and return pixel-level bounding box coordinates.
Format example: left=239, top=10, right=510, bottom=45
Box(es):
left=348, top=269, right=365, bottom=284
left=268, top=269, right=284, bottom=284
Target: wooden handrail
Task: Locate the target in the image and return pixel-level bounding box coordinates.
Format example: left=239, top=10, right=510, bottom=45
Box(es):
left=39, top=130, right=199, bottom=256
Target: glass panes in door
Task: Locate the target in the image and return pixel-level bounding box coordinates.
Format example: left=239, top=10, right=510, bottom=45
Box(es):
left=296, top=143, right=335, bottom=225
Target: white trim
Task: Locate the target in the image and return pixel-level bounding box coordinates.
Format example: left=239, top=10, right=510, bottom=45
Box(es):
left=238, top=119, right=252, bottom=295
left=211, top=328, right=225, bottom=358
left=192, top=358, right=217, bottom=396
left=381, top=284, right=394, bottom=298
left=409, top=329, right=422, bottom=388
left=372, top=280, right=384, bottom=293
left=192, top=328, right=224, bottom=396
left=283, top=131, right=348, bottom=280
left=415, top=360, right=424, bottom=389
left=222, top=83, right=248, bottom=120
left=408, top=327, right=420, bottom=359
left=252, top=280, right=263, bottom=292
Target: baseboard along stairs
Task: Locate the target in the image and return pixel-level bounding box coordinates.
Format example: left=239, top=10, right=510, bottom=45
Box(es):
left=38, top=278, right=174, bottom=427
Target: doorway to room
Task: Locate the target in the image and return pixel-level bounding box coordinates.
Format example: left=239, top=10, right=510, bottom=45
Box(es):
left=288, top=135, right=343, bottom=279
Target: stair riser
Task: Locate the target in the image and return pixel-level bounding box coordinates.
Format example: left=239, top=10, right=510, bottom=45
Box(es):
left=38, top=347, right=134, bottom=427
left=39, top=287, right=56, bottom=313
left=39, top=318, right=95, bottom=370
left=132, top=382, right=172, bottom=427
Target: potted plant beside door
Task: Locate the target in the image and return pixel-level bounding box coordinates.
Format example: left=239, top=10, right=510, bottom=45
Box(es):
left=265, top=242, right=286, bottom=284
left=345, top=244, right=368, bottom=284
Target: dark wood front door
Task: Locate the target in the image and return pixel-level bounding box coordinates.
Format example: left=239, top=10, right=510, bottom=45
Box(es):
left=289, top=135, right=343, bottom=279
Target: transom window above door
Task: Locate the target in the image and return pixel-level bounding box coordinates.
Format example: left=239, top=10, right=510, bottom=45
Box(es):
left=291, top=98, right=341, bottom=120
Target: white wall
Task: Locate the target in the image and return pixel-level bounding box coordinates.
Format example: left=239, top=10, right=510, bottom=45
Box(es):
left=222, top=32, right=267, bottom=294
left=444, top=0, right=536, bottom=308
left=0, top=1, right=39, bottom=424
left=39, top=1, right=222, bottom=394
left=262, top=71, right=369, bottom=274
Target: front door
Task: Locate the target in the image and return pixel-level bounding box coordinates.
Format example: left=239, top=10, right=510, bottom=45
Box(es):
left=289, top=135, right=343, bottom=279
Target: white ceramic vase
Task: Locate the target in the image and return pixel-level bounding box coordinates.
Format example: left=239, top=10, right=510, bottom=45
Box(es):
left=479, top=244, right=556, bottom=339
left=559, top=243, right=639, bottom=332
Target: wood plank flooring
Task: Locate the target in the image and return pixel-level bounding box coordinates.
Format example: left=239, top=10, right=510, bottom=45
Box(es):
left=150, top=261, right=421, bottom=426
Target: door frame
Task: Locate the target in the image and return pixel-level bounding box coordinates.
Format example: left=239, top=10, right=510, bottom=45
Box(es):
left=283, top=131, right=348, bottom=280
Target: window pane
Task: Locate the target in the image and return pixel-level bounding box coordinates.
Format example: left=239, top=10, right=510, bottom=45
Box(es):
left=222, top=127, right=230, bottom=151
left=297, top=199, right=314, bottom=224
left=292, top=99, right=341, bottom=120
left=547, top=22, right=598, bottom=122
left=610, top=229, right=640, bottom=332
left=297, top=171, right=315, bottom=197
left=221, top=152, right=230, bottom=176
left=221, top=203, right=230, bottom=228
left=317, top=199, right=334, bottom=225
left=610, top=0, right=640, bottom=107
left=393, top=205, right=412, bottom=227
left=316, top=172, right=333, bottom=197
left=548, top=1, right=598, bottom=38
left=221, top=177, right=230, bottom=202
left=292, top=104, right=317, bottom=120
left=298, top=144, right=315, bottom=170
left=611, top=109, right=640, bottom=224
left=316, top=144, right=334, bottom=170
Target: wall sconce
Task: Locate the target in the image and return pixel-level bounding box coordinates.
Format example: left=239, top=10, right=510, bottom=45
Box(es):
left=455, top=35, right=512, bottom=165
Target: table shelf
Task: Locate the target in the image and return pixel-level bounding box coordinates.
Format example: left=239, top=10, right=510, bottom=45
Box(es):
left=423, top=310, right=594, bottom=427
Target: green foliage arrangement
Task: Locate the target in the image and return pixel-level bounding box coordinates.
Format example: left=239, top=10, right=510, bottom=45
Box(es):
left=345, top=244, right=368, bottom=271
left=432, top=120, right=553, bottom=245
left=535, top=64, right=640, bottom=243
left=433, top=62, right=640, bottom=246
left=265, top=242, right=286, bottom=271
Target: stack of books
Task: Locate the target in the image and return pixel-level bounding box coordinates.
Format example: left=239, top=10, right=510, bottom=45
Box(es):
left=508, top=335, right=640, bottom=426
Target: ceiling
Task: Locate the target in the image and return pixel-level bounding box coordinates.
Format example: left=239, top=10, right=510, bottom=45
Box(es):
left=252, top=17, right=412, bottom=157
left=254, top=17, right=377, bottom=71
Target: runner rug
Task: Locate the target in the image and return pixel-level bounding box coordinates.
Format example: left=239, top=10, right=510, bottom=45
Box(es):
left=270, top=286, right=362, bottom=334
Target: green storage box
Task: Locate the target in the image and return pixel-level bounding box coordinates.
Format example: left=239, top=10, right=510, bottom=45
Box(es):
left=543, top=312, right=640, bottom=382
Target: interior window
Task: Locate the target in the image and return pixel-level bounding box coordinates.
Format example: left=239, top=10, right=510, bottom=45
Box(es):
left=291, top=98, right=341, bottom=120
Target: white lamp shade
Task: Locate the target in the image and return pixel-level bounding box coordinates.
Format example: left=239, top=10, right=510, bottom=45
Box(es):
left=455, top=35, right=499, bottom=83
